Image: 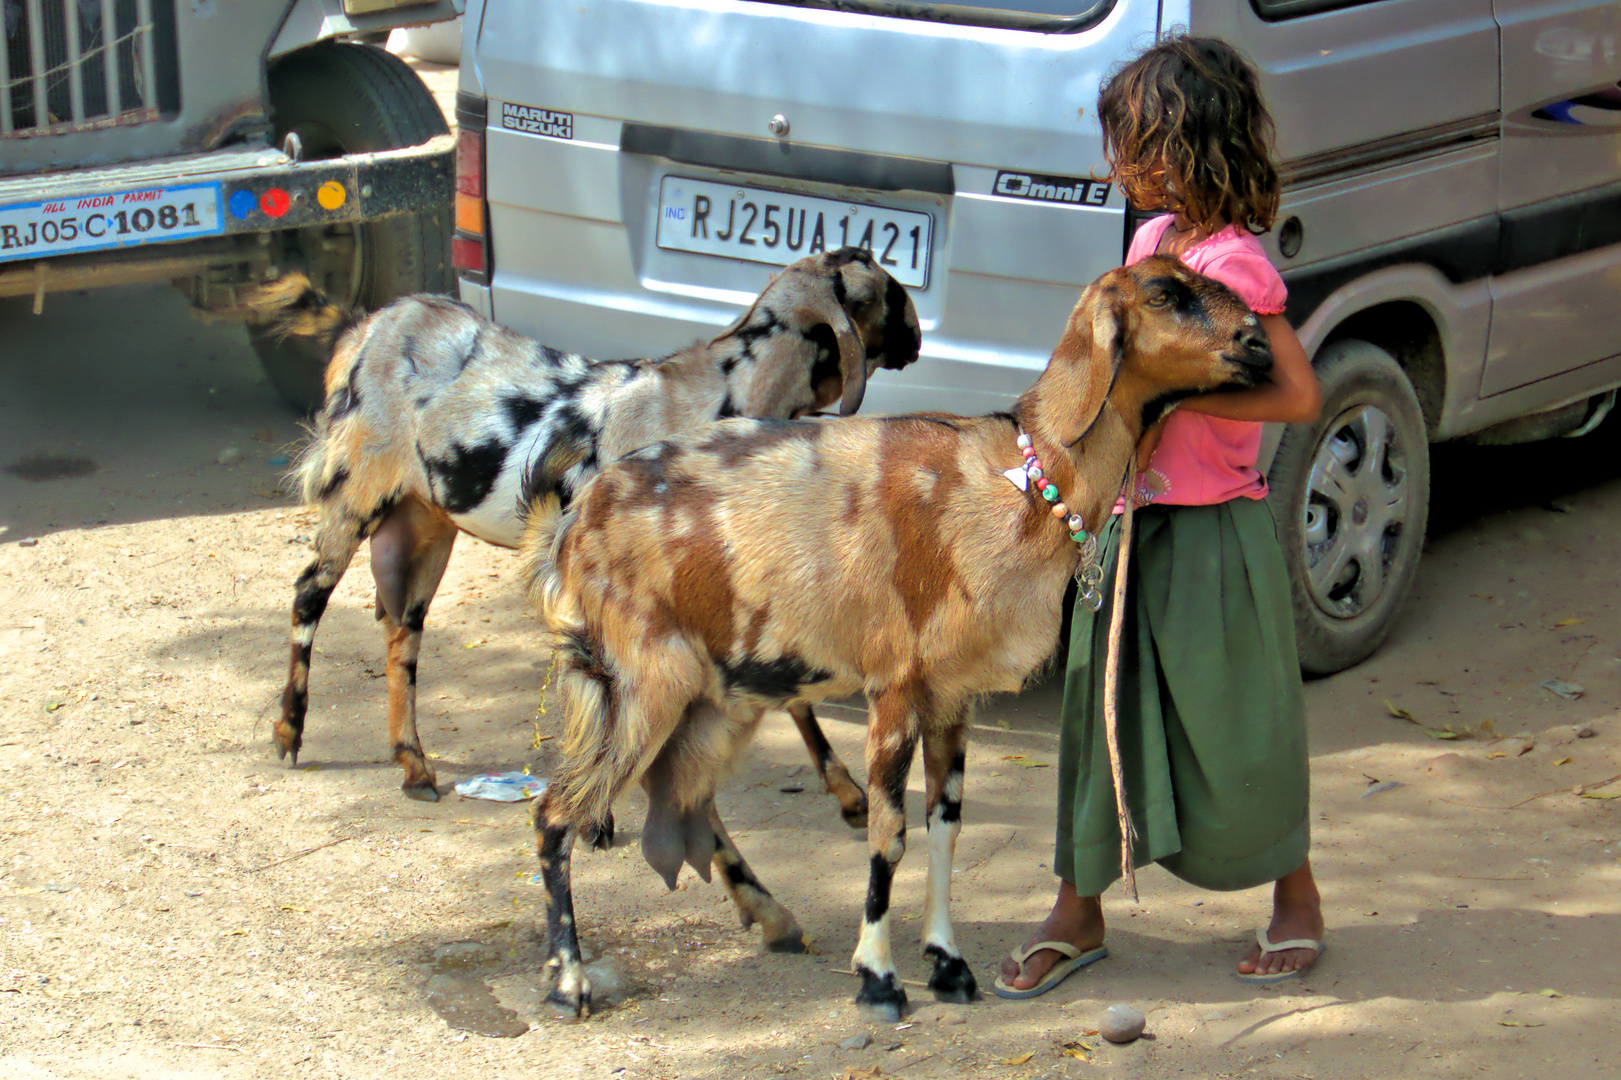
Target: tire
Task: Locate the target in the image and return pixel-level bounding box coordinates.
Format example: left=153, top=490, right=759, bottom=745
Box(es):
left=250, top=43, right=453, bottom=411
left=1267, top=339, right=1431, bottom=675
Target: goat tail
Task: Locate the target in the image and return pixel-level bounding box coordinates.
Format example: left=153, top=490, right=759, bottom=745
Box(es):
left=524, top=502, right=614, bottom=824
left=214, top=272, right=364, bottom=353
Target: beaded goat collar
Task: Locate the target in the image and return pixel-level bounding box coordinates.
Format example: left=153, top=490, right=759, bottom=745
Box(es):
left=1002, top=431, right=1106, bottom=610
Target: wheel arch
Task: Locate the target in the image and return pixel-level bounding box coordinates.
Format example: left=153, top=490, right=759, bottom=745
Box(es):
left=1316, top=301, right=1445, bottom=435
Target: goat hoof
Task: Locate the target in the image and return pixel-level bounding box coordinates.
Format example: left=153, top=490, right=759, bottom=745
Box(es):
left=546, top=965, right=593, bottom=1019
left=840, top=804, right=869, bottom=831
left=854, top=968, right=907, bottom=1022
left=544, top=988, right=591, bottom=1020
left=925, top=948, right=979, bottom=1003
left=765, top=932, right=807, bottom=954
left=403, top=782, right=440, bottom=803
left=583, top=813, right=615, bottom=851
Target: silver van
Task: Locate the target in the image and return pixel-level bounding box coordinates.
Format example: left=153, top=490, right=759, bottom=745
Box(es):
left=453, top=0, right=1621, bottom=675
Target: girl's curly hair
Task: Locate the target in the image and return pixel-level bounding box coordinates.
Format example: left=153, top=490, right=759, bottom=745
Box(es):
left=1097, top=35, right=1280, bottom=234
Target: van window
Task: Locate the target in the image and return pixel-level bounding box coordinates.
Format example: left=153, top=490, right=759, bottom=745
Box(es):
left=751, top=1, right=1115, bottom=33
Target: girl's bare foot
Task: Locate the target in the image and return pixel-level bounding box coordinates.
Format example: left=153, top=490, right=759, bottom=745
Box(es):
left=1237, top=858, right=1324, bottom=978
left=998, top=879, right=1107, bottom=992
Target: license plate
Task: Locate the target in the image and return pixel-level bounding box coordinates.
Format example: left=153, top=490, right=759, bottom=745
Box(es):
left=0, top=181, right=224, bottom=265
left=656, top=176, right=933, bottom=289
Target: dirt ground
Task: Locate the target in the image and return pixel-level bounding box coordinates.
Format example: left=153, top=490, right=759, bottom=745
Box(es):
left=3, top=63, right=1619, bottom=1080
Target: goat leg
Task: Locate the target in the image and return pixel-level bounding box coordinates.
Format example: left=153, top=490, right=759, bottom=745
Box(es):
left=787, top=702, right=868, bottom=829
left=369, top=501, right=457, bottom=801
left=580, top=812, right=615, bottom=851
left=276, top=515, right=367, bottom=765
left=705, top=800, right=807, bottom=952
left=921, top=718, right=977, bottom=1002
left=533, top=794, right=591, bottom=1018
left=850, top=690, right=921, bottom=1021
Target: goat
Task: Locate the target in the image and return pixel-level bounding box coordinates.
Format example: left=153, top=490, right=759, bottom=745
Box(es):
left=522, top=255, right=1274, bottom=1019
left=253, top=247, right=919, bottom=806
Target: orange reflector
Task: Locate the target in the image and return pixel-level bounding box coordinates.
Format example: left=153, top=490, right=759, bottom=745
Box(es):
left=317, top=180, right=347, bottom=210
left=455, top=193, right=484, bottom=235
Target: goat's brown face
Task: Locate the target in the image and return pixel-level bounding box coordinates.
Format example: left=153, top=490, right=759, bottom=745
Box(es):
left=1042, top=255, right=1273, bottom=444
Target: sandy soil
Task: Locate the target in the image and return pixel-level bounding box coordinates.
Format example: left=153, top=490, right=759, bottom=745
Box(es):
left=3, top=53, right=1619, bottom=1073
left=3, top=280, right=1618, bottom=1080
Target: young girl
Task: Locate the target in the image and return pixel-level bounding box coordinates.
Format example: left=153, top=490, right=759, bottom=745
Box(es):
left=995, top=35, right=1325, bottom=997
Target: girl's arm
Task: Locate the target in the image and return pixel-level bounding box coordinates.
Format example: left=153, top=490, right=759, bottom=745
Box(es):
left=1178, top=313, right=1322, bottom=425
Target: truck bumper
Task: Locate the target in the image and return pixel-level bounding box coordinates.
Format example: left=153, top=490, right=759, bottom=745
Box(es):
left=0, top=135, right=454, bottom=300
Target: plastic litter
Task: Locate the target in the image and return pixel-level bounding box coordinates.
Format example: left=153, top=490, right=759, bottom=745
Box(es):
left=1540, top=678, right=1585, bottom=701
left=453, top=772, right=548, bottom=801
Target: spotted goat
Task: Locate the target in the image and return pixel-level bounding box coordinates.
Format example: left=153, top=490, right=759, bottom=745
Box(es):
left=249, top=248, right=919, bottom=804
left=523, top=256, right=1275, bottom=1018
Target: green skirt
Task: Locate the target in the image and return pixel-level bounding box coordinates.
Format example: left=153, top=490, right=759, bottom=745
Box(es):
left=1055, top=498, right=1310, bottom=895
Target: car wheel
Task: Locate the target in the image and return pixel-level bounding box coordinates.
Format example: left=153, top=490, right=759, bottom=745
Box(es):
left=249, top=42, right=453, bottom=411
left=1267, top=339, right=1430, bottom=675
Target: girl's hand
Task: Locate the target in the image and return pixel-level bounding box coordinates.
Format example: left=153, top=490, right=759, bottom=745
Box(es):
left=1179, top=313, right=1322, bottom=425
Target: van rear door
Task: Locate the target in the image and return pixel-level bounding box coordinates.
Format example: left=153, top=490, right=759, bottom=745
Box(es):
left=468, top=0, right=1158, bottom=415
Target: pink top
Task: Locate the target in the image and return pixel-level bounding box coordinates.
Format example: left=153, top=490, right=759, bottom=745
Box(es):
left=1123, top=216, right=1288, bottom=507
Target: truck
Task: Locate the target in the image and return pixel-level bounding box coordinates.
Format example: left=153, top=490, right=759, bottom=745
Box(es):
left=0, top=0, right=462, bottom=409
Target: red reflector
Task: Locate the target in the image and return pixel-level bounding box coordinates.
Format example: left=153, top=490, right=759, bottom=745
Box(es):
left=453, top=235, right=486, bottom=275
left=260, top=188, right=291, bottom=218
left=456, top=128, right=484, bottom=198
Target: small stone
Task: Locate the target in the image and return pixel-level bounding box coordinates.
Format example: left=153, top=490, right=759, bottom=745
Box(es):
left=17, top=537, right=39, bottom=547
left=1575, top=722, right=1595, bottom=739
left=1099, top=1002, right=1146, bottom=1044
left=838, top=1033, right=873, bottom=1051
left=938, top=1012, right=967, bottom=1026
left=217, top=446, right=243, bottom=466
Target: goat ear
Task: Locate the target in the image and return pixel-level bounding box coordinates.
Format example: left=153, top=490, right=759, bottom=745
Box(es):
left=833, top=307, right=868, bottom=415
left=1046, top=282, right=1130, bottom=447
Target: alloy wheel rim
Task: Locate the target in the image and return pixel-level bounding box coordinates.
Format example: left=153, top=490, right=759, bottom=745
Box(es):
left=1301, top=403, right=1411, bottom=619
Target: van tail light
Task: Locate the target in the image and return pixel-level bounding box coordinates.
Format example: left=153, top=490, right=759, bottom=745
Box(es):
left=454, top=92, right=491, bottom=284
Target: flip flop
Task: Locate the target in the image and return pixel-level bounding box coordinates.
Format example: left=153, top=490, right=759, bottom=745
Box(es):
left=1233, top=927, right=1326, bottom=986
left=991, top=940, right=1109, bottom=999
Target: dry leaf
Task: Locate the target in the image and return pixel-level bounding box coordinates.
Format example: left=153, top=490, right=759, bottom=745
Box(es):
left=1060, top=1040, right=1095, bottom=1058
left=999, top=1053, right=1035, bottom=1066
left=1554, top=757, right=1572, bottom=767
left=1487, top=751, right=1508, bottom=760
left=1553, top=617, right=1584, bottom=628
left=278, top=904, right=308, bottom=912
left=1538, top=988, right=1563, bottom=998
left=1497, top=1020, right=1545, bottom=1028
left=1386, top=700, right=1418, bottom=723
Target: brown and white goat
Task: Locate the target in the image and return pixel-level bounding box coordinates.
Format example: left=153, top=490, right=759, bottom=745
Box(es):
left=258, top=247, right=918, bottom=804
left=522, top=255, right=1274, bottom=1019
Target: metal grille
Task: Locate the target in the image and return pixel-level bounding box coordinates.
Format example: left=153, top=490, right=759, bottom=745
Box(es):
left=2, top=0, right=177, bottom=137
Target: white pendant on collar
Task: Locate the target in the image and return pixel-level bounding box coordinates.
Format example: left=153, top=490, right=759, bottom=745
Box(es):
left=1002, top=467, right=1030, bottom=491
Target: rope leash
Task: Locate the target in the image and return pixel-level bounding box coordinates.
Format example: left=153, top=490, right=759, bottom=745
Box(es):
left=1100, top=464, right=1140, bottom=902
